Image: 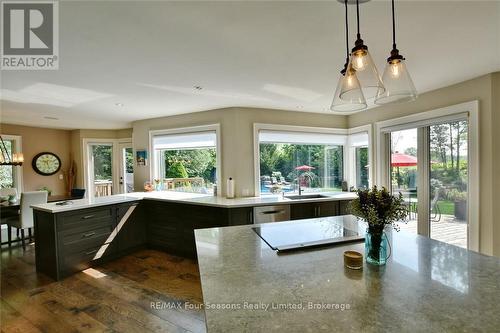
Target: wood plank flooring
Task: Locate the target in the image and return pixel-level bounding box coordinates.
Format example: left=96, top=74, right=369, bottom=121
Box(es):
left=0, top=243, right=206, bottom=333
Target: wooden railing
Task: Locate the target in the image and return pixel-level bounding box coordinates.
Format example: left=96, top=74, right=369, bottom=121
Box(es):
left=162, top=177, right=205, bottom=191
left=94, top=180, right=113, bottom=197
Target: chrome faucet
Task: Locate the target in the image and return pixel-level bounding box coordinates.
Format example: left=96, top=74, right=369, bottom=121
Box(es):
left=298, top=182, right=302, bottom=196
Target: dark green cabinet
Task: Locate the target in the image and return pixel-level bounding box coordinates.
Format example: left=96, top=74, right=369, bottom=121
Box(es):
left=34, top=198, right=353, bottom=280
left=291, top=201, right=339, bottom=220
left=115, top=202, right=146, bottom=253
left=34, top=201, right=141, bottom=280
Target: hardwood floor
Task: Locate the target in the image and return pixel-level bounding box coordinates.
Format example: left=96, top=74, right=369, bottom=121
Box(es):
left=0, top=243, right=206, bottom=333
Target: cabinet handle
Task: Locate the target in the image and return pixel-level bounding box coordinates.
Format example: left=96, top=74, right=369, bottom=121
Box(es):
left=82, top=232, right=95, bottom=238
left=81, top=215, right=95, bottom=220
left=85, top=249, right=98, bottom=255
left=249, top=210, right=253, bottom=223
left=317, top=206, right=321, bottom=216
left=261, top=210, right=286, bottom=215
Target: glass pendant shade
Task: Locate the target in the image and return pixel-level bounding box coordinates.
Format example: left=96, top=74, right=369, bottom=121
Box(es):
left=345, top=47, right=385, bottom=100
left=331, top=66, right=367, bottom=112
left=375, top=58, right=417, bottom=105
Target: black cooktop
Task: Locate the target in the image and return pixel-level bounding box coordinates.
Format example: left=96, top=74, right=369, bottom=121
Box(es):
left=252, top=219, right=364, bottom=252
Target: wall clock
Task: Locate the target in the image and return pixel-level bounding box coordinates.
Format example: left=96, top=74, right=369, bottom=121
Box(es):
left=32, top=152, right=61, bottom=176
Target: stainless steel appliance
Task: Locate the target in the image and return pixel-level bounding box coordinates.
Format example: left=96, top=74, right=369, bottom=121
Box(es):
left=253, top=205, right=290, bottom=223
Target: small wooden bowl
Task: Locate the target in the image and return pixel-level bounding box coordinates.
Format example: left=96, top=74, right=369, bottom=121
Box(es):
left=344, top=250, right=363, bottom=270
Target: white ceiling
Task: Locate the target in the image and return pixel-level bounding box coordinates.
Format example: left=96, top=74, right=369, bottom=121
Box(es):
left=1, top=0, right=499, bottom=129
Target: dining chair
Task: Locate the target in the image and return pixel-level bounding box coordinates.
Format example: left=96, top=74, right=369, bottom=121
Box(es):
left=0, top=188, right=18, bottom=245
left=5, top=191, right=48, bottom=250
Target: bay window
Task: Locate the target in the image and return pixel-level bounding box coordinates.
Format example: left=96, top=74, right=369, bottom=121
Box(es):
left=151, top=126, right=220, bottom=194
left=256, top=126, right=370, bottom=195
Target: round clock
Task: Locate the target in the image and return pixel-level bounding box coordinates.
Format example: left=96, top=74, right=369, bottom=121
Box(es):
left=32, top=152, right=61, bottom=176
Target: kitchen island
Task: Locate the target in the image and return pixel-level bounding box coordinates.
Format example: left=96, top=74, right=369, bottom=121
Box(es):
left=195, top=216, right=500, bottom=332
left=31, top=191, right=356, bottom=280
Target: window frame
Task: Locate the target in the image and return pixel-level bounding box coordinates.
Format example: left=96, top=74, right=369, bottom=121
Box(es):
left=0, top=134, right=23, bottom=195
left=149, top=124, right=222, bottom=193
left=374, top=100, right=479, bottom=252
left=253, top=123, right=372, bottom=196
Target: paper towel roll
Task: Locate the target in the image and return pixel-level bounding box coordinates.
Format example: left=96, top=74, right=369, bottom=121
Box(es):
left=226, top=177, right=235, bottom=199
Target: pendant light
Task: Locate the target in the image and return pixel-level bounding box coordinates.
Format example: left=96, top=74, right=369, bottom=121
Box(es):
left=331, top=0, right=366, bottom=112
left=375, top=0, right=417, bottom=104
left=340, top=0, right=384, bottom=100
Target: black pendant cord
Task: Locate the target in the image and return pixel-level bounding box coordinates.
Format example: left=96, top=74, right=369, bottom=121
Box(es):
left=344, top=0, right=349, bottom=60
left=392, top=0, right=397, bottom=50
left=356, top=0, right=361, bottom=40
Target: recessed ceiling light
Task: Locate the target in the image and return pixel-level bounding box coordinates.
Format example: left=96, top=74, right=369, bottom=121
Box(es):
left=193, top=86, right=203, bottom=91
left=43, top=116, right=59, bottom=120
left=114, top=103, right=124, bottom=107
left=296, top=105, right=304, bottom=109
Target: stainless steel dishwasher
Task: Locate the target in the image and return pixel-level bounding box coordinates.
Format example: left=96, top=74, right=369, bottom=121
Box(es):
left=253, top=205, right=291, bottom=223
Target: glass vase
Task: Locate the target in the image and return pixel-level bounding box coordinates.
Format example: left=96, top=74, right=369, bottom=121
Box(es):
left=365, top=228, right=388, bottom=266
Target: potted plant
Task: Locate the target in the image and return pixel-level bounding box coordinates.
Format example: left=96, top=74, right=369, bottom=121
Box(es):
left=448, top=189, right=467, bottom=220
left=350, top=186, right=408, bottom=265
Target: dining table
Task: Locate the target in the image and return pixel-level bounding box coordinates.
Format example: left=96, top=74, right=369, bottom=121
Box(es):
left=0, top=194, right=74, bottom=246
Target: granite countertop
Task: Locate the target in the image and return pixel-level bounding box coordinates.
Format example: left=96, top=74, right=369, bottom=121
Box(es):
left=195, top=216, right=500, bottom=332
left=31, top=191, right=357, bottom=213
left=30, top=195, right=141, bottom=213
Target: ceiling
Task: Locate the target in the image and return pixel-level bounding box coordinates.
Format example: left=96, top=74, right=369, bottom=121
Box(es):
left=1, top=0, right=499, bottom=129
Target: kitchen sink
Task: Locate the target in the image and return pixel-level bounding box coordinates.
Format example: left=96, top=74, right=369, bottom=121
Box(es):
left=284, top=194, right=330, bottom=200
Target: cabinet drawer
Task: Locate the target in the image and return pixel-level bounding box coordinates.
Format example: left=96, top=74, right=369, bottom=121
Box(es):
left=59, top=224, right=114, bottom=254
left=60, top=244, right=112, bottom=275
left=57, top=207, right=114, bottom=230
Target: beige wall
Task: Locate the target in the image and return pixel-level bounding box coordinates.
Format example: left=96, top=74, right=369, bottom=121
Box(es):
left=349, top=73, right=498, bottom=256
left=0, top=124, right=71, bottom=195
left=132, top=107, right=347, bottom=197
left=492, top=73, right=500, bottom=256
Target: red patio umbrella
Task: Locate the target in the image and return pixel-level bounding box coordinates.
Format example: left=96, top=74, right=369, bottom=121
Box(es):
left=391, top=153, right=417, bottom=188
left=295, top=165, right=315, bottom=171
left=391, top=153, right=417, bottom=167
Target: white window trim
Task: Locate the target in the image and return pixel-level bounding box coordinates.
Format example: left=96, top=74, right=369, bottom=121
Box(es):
left=149, top=124, right=222, bottom=192
left=374, top=100, right=480, bottom=252
left=82, top=138, right=132, bottom=198
left=253, top=123, right=355, bottom=196
left=346, top=125, right=373, bottom=190
left=0, top=134, right=23, bottom=195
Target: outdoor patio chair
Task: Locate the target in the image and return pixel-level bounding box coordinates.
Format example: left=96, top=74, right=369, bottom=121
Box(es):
left=430, top=188, right=442, bottom=222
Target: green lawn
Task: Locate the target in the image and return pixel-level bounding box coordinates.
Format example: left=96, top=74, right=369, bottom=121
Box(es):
left=436, top=200, right=454, bottom=215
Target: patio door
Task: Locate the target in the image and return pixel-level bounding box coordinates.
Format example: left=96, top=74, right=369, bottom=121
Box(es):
left=87, top=142, right=115, bottom=197
left=385, top=118, right=470, bottom=249
left=118, top=143, right=134, bottom=193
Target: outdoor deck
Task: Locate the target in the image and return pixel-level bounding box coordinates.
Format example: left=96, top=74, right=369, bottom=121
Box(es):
left=398, top=215, right=467, bottom=249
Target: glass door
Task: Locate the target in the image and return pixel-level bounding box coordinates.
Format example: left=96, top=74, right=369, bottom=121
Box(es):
left=88, top=143, right=114, bottom=197
left=390, top=128, right=418, bottom=234
left=118, top=143, right=134, bottom=193
left=386, top=120, right=469, bottom=249
left=429, top=121, right=468, bottom=248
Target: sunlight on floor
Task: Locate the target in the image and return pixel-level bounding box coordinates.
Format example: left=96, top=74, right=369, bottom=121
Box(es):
left=82, top=268, right=108, bottom=279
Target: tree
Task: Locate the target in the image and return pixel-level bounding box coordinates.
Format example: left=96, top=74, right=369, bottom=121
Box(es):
left=404, top=147, right=417, bottom=157
left=430, top=124, right=448, bottom=167
left=165, top=161, right=188, bottom=178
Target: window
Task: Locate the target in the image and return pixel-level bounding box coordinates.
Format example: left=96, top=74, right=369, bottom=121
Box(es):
left=258, top=130, right=345, bottom=195
left=348, top=131, right=370, bottom=190
left=355, top=147, right=369, bottom=189
left=0, top=135, right=22, bottom=194
left=151, top=127, right=219, bottom=194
